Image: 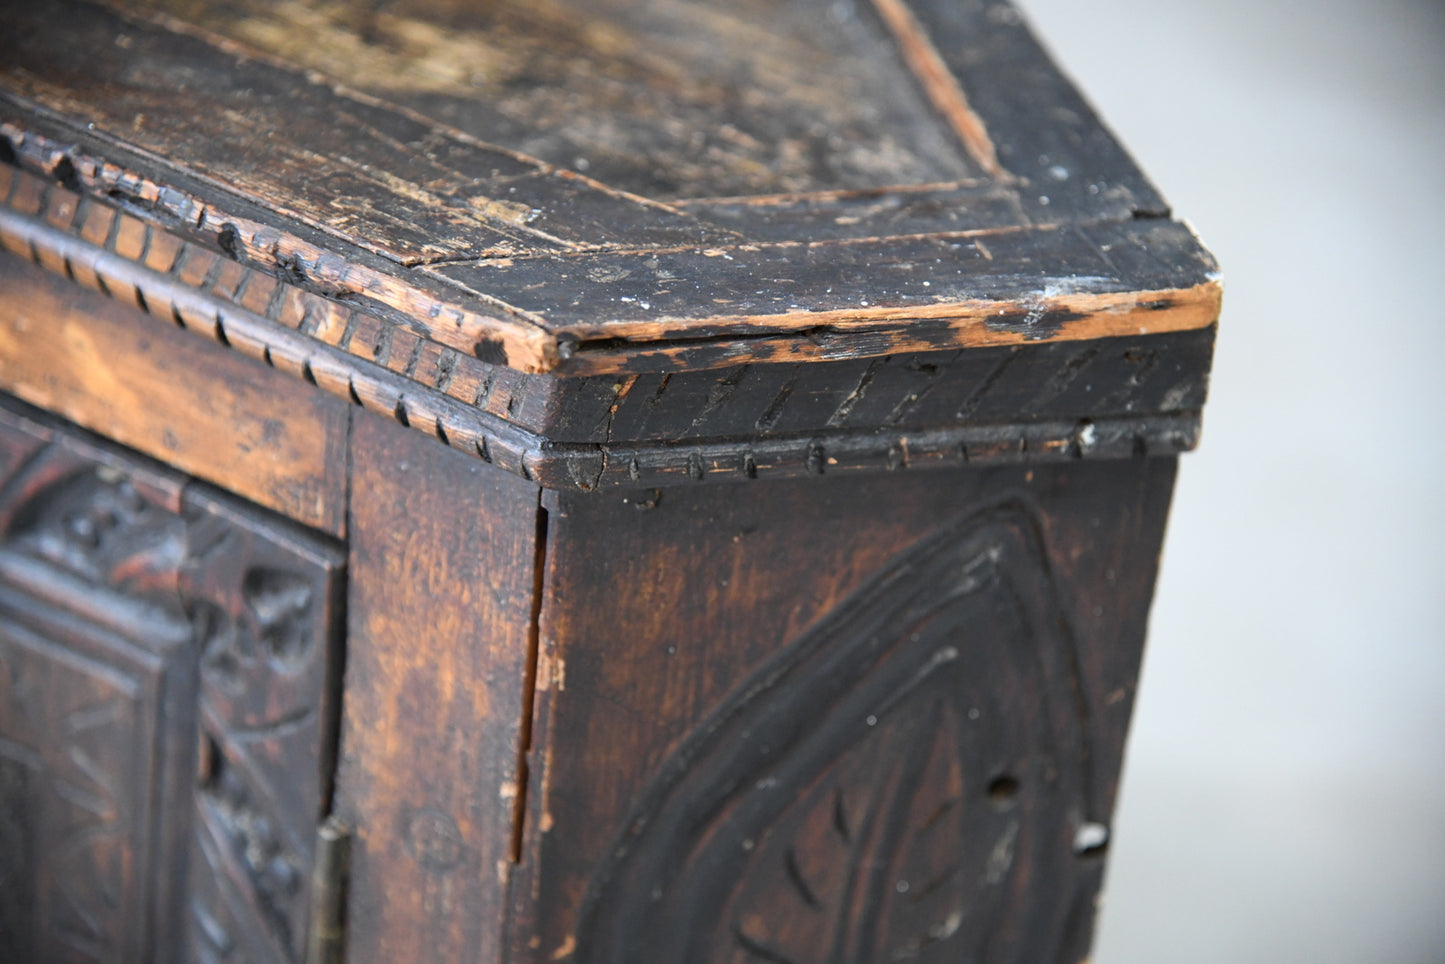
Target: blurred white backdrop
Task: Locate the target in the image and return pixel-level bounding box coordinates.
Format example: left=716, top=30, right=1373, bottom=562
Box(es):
left=1017, top=1, right=1445, bottom=961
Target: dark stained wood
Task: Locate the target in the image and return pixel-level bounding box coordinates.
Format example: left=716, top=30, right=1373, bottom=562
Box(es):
left=0, top=0, right=1221, bottom=375
left=538, top=327, right=1216, bottom=445
left=432, top=218, right=1220, bottom=372
left=0, top=250, right=351, bottom=536
left=181, top=485, right=346, bottom=964
left=121, top=0, right=982, bottom=200
left=0, top=0, right=732, bottom=261
left=0, top=409, right=192, bottom=964
left=906, top=0, right=1172, bottom=223
left=512, top=458, right=1177, bottom=962
left=673, top=182, right=1026, bottom=243
left=0, top=397, right=345, bottom=963
left=0, top=162, right=1214, bottom=490
left=336, top=410, right=542, bottom=964
left=0, top=3, right=1218, bottom=961
left=0, top=135, right=560, bottom=372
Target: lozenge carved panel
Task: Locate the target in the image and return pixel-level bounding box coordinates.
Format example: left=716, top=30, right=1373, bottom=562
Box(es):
left=575, top=501, right=1104, bottom=964
left=0, top=397, right=343, bottom=963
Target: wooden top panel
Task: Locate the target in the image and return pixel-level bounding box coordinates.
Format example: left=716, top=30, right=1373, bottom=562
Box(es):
left=0, top=0, right=1218, bottom=376
left=139, top=0, right=981, bottom=200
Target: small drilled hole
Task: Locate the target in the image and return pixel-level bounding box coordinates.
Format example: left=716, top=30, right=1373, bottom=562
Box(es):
left=987, top=775, right=1020, bottom=810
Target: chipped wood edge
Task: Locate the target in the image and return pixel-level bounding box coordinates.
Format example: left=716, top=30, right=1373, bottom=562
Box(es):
left=0, top=127, right=559, bottom=372
left=0, top=166, right=1203, bottom=490
left=563, top=281, right=1223, bottom=344
left=549, top=279, right=1222, bottom=375
left=1, top=121, right=1220, bottom=377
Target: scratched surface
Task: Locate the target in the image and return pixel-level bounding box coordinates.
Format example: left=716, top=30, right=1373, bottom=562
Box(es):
left=0, top=0, right=1219, bottom=375
left=133, top=0, right=979, bottom=200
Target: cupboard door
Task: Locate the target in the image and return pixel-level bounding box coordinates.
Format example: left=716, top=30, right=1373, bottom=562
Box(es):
left=0, top=397, right=344, bottom=963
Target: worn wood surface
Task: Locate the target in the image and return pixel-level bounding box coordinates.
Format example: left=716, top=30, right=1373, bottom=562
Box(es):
left=336, top=410, right=543, bottom=964
left=0, top=398, right=345, bottom=963
left=0, top=248, right=350, bottom=536
left=540, top=327, right=1216, bottom=445
left=431, top=219, right=1220, bottom=373
left=0, top=5, right=1213, bottom=960
left=513, top=459, right=1176, bottom=961
left=132, top=0, right=983, bottom=200
left=0, top=0, right=1221, bottom=375
left=0, top=159, right=1213, bottom=491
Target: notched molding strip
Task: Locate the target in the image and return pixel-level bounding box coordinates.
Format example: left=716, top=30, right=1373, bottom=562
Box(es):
left=0, top=163, right=1202, bottom=490
left=0, top=124, right=558, bottom=372
left=529, top=413, right=1200, bottom=491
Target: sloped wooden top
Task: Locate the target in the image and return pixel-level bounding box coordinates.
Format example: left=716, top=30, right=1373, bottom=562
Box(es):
left=0, top=0, right=1219, bottom=375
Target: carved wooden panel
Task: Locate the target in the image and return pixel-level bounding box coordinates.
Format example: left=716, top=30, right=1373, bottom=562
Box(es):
left=574, top=501, right=1101, bottom=963
left=0, top=397, right=343, bottom=963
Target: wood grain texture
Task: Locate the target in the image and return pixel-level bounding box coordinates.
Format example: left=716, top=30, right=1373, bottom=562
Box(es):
left=512, top=458, right=1177, bottom=961
left=119, top=0, right=981, bottom=200
left=432, top=219, right=1220, bottom=374
left=0, top=0, right=1222, bottom=376
left=0, top=251, right=350, bottom=536
left=336, top=410, right=543, bottom=964
left=0, top=418, right=192, bottom=964
left=538, top=328, right=1216, bottom=445
left=0, top=0, right=732, bottom=260
left=576, top=504, right=1093, bottom=963
left=0, top=133, right=559, bottom=373
left=0, top=165, right=1212, bottom=491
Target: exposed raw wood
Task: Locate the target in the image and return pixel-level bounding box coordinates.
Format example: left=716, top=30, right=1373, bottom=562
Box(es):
left=0, top=135, right=559, bottom=372
left=2, top=151, right=1217, bottom=376
left=0, top=162, right=1214, bottom=493
left=538, top=328, right=1216, bottom=444
left=433, top=217, right=1221, bottom=372
left=0, top=251, right=350, bottom=536
left=0, top=2, right=1218, bottom=961
left=0, top=0, right=1220, bottom=378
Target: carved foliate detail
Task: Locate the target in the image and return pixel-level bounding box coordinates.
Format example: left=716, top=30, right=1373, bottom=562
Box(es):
left=576, top=501, right=1101, bottom=964
left=181, top=494, right=340, bottom=964
left=0, top=403, right=342, bottom=963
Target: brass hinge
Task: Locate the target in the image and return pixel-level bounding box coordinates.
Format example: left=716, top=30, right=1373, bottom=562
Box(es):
left=305, top=817, right=351, bottom=964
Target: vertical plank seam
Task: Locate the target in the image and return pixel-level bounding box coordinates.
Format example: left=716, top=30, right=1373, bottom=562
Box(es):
left=509, top=493, right=549, bottom=865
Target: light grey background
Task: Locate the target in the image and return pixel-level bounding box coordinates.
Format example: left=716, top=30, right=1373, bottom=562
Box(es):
left=1015, top=0, right=1445, bottom=960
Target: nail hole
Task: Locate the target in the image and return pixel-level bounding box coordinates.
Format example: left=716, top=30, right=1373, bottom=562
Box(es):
left=986, top=774, right=1020, bottom=810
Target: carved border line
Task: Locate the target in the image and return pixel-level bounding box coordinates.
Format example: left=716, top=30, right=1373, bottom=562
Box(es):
left=0, top=165, right=1199, bottom=490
